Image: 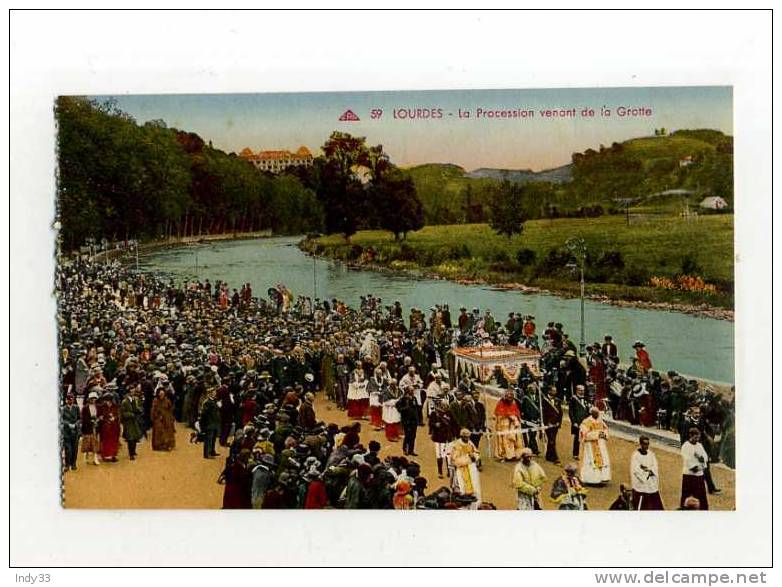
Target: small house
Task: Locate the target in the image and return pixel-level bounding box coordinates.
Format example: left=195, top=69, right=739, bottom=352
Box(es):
left=699, top=196, right=729, bottom=210
left=679, top=155, right=695, bottom=168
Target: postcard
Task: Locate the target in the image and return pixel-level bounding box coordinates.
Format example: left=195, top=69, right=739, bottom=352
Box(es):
left=56, top=86, right=735, bottom=512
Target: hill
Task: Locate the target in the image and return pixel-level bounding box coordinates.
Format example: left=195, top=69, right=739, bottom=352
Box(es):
left=398, top=129, right=733, bottom=225
left=567, top=130, right=733, bottom=210
left=464, top=164, right=572, bottom=183
left=403, top=163, right=498, bottom=224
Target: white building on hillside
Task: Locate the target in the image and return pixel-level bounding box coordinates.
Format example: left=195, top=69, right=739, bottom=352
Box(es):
left=239, top=146, right=314, bottom=173
left=699, top=196, right=729, bottom=210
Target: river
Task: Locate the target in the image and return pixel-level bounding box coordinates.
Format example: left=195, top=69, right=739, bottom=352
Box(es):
left=137, top=236, right=734, bottom=384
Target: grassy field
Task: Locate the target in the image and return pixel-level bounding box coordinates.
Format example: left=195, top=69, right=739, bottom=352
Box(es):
left=303, top=215, right=734, bottom=309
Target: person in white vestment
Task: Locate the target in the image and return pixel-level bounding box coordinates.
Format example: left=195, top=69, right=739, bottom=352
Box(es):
left=450, top=428, right=482, bottom=507
left=579, top=407, right=612, bottom=484
left=630, top=436, right=664, bottom=510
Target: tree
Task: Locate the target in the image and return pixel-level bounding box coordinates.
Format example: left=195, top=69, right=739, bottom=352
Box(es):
left=56, top=96, right=286, bottom=246
left=317, top=131, right=403, bottom=241
left=316, top=132, right=372, bottom=241
left=373, top=173, right=423, bottom=240
left=269, top=174, right=324, bottom=234
left=488, top=180, right=527, bottom=239
left=55, top=96, right=192, bottom=245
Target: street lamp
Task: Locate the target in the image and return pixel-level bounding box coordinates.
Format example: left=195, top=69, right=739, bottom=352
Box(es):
left=566, top=237, right=587, bottom=356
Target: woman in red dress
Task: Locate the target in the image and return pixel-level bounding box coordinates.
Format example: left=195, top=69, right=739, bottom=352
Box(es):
left=633, top=341, right=652, bottom=373
left=239, top=393, right=258, bottom=427
left=222, top=450, right=252, bottom=509
left=98, top=392, right=121, bottom=462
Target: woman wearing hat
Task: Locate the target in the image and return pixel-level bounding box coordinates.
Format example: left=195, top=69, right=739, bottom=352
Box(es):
left=633, top=341, right=652, bottom=374
left=80, top=391, right=101, bottom=465
left=303, top=464, right=329, bottom=509
left=151, top=386, right=176, bottom=451
left=98, top=390, right=121, bottom=462
left=222, top=449, right=253, bottom=509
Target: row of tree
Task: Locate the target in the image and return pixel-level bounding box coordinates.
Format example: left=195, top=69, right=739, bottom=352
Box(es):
left=56, top=98, right=425, bottom=249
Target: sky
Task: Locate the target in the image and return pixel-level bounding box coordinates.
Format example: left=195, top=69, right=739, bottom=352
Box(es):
left=94, top=86, right=732, bottom=171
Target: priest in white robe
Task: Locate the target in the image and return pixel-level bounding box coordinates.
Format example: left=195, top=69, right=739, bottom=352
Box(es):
left=579, top=407, right=612, bottom=484
left=450, top=428, right=482, bottom=507
left=630, top=435, right=664, bottom=510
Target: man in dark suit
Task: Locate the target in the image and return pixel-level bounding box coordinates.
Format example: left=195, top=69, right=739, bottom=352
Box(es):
left=542, top=386, right=563, bottom=464
left=199, top=388, right=221, bottom=459
left=61, top=393, right=81, bottom=470
left=396, top=388, right=419, bottom=456
left=441, top=304, right=452, bottom=330
left=216, top=381, right=235, bottom=446
left=568, top=384, right=591, bottom=460
left=471, top=391, right=487, bottom=449
left=602, top=335, right=618, bottom=362
left=520, top=385, right=541, bottom=455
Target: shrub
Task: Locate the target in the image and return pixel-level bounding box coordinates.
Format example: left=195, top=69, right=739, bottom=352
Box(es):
left=417, top=250, right=433, bottom=265
left=445, top=243, right=472, bottom=260
left=417, top=248, right=449, bottom=266
left=587, top=250, right=626, bottom=283
left=491, top=249, right=511, bottom=263
left=394, top=243, right=417, bottom=262
left=346, top=244, right=364, bottom=261
left=515, top=248, right=537, bottom=266
left=680, top=254, right=702, bottom=276
left=596, top=250, right=625, bottom=270
left=535, top=248, right=576, bottom=277
left=622, top=265, right=651, bottom=286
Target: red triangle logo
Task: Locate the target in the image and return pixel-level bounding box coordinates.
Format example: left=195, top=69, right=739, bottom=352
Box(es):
left=338, top=109, right=360, bottom=122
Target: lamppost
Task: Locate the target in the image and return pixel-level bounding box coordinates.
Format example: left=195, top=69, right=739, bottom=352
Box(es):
left=313, top=256, right=317, bottom=300
left=566, top=237, right=587, bottom=356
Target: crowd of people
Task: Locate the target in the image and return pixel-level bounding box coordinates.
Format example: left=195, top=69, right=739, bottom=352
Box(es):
left=58, top=253, right=734, bottom=510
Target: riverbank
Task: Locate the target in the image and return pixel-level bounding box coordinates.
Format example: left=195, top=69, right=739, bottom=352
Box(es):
left=300, top=219, right=734, bottom=321
left=90, top=230, right=274, bottom=263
